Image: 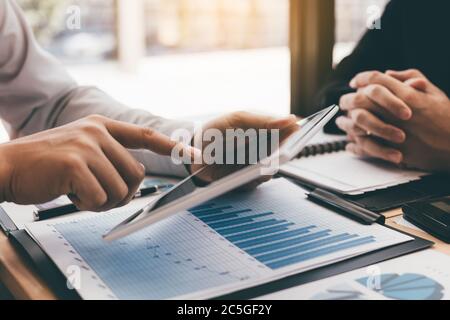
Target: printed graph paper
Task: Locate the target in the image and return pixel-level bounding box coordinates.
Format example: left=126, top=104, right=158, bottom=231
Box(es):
left=29, top=178, right=412, bottom=299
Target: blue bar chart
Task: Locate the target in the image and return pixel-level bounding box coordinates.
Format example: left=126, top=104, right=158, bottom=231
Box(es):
left=189, top=203, right=376, bottom=270
left=31, top=178, right=411, bottom=299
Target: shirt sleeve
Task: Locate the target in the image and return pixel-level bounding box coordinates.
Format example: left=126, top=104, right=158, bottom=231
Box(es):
left=316, top=0, right=405, bottom=133
left=0, top=0, right=192, bottom=177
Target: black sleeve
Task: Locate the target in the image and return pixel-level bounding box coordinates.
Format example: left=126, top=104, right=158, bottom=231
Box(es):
left=318, top=0, right=405, bottom=133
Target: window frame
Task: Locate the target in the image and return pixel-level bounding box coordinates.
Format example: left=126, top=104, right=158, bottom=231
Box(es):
left=289, top=0, right=335, bottom=116
left=116, top=0, right=146, bottom=71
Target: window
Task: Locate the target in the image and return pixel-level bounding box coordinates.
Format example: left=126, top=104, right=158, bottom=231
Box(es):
left=16, top=0, right=290, bottom=121
left=144, top=0, right=288, bottom=54
left=334, top=0, right=389, bottom=65
left=132, top=0, right=291, bottom=119
left=17, top=0, right=117, bottom=63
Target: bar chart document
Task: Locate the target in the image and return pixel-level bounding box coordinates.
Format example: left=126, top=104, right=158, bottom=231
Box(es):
left=26, top=178, right=412, bottom=300
left=259, top=250, right=450, bottom=300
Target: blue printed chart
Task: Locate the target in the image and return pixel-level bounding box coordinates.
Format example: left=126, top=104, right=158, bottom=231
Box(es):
left=189, top=203, right=375, bottom=270
left=260, top=250, right=450, bottom=300
left=309, top=274, right=445, bottom=301
left=27, top=179, right=411, bottom=300
left=356, top=273, right=444, bottom=300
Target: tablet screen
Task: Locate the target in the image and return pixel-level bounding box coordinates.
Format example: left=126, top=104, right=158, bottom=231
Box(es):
left=148, top=170, right=205, bottom=211
left=105, top=105, right=339, bottom=240
left=148, top=106, right=336, bottom=213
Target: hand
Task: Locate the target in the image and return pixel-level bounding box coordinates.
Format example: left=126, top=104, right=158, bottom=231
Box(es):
left=188, top=111, right=299, bottom=187
left=338, top=69, right=450, bottom=171
left=336, top=71, right=412, bottom=164
left=0, top=115, right=194, bottom=211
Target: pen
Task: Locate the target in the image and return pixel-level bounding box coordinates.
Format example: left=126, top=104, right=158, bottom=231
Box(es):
left=134, top=184, right=172, bottom=198
left=307, top=188, right=385, bottom=225
left=34, top=184, right=172, bottom=221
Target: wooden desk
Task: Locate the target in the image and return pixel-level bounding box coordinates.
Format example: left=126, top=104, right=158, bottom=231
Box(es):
left=1, top=209, right=449, bottom=300
left=386, top=210, right=450, bottom=256
left=0, top=231, right=56, bottom=299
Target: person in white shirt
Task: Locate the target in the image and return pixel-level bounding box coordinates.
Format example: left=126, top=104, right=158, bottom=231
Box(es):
left=0, top=0, right=297, bottom=211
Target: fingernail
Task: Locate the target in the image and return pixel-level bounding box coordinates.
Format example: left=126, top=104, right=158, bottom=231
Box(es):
left=349, top=79, right=357, bottom=88
left=398, top=107, right=412, bottom=120
left=336, top=116, right=345, bottom=122
left=393, top=131, right=406, bottom=143
left=389, top=152, right=403, bottom=164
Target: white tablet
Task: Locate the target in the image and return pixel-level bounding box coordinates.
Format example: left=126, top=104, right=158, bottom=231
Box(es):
left=104, top=105, right=339, bottom=241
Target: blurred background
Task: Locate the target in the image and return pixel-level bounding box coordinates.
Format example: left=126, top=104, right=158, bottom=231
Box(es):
left=6, top=0, right=388, bottom=140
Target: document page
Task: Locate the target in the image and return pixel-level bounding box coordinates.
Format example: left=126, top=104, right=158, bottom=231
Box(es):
left=259, top=250, right=450, bottom=300
left=27, top=178, right=412, bottom=300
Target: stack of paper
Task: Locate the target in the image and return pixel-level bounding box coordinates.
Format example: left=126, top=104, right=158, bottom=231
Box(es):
left=281, top=152, right=428, bottom=195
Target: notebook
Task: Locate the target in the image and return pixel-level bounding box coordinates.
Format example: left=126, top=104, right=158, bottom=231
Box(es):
left=281, top=133, right=429, bottom=195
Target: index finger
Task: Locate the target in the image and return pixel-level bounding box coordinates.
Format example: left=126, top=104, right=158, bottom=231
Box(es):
left=104, top=119, right=194, bottom=157
left=385, top=69, right=426, bottom=82
left=350, top=71, right=417, bottom=102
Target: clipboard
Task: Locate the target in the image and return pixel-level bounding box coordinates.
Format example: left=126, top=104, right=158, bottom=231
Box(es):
left=0, top=176, right=435, bottom=299
left=6, top=226, right=432, bottom=300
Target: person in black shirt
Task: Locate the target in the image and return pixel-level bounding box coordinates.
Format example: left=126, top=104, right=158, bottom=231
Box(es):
left=318, top=0, right=450, bottom=172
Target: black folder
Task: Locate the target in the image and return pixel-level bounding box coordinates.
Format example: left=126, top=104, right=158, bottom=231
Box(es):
left=286, top=174, right=450, bottom=213
left=288, top=137, right=450, bottom=213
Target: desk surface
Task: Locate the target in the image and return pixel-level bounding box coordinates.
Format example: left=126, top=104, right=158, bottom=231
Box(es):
left=0, top=230, right=56, bottom=299
left=1, top=208, right=449, bottom=300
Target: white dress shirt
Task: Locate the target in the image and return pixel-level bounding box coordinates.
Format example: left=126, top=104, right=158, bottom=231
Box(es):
left=0, top=0, right=193, bottom=177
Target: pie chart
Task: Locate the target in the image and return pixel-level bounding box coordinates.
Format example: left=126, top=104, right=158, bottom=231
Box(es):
left=356, top=273, right=444, bottom=300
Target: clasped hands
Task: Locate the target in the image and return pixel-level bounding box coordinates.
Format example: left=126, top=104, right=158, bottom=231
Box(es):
left=336, top=69, right=450, bottom=172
